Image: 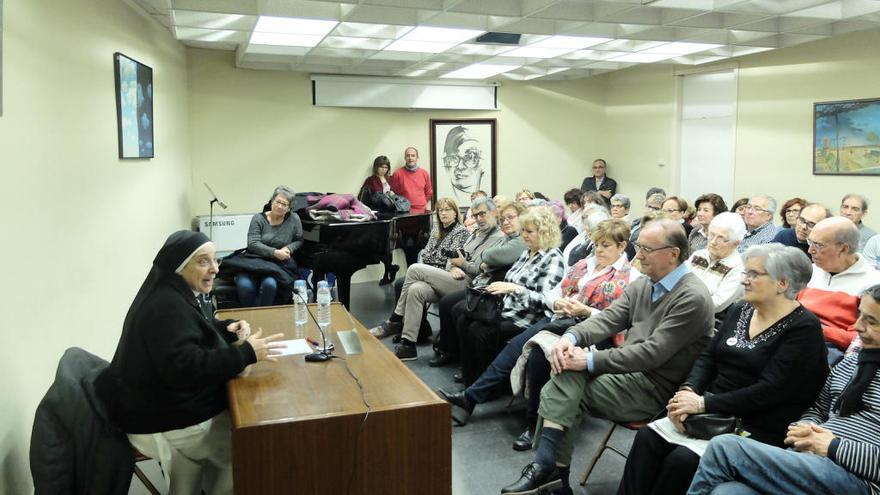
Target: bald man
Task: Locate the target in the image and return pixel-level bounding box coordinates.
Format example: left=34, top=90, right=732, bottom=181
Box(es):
left=798, top=217, right=880, bottom=364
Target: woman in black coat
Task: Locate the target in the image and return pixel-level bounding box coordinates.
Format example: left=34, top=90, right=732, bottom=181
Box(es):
left=618, top=244, right=828, bottom=495
left=97, top=230, right=283, bottom=495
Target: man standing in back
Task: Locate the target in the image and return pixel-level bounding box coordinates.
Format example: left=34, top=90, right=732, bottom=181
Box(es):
left=390, top=146, right=433, bottom=215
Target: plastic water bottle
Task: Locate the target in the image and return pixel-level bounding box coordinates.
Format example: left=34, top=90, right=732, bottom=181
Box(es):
left=293, top=280, right=308, bottom=338
left=316, top=280, right=332, bottom=330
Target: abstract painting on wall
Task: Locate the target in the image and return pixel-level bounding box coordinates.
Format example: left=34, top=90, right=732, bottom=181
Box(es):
left=114, top=52, right=153, bottom=159
left=814, top=97, right=880, bottom=175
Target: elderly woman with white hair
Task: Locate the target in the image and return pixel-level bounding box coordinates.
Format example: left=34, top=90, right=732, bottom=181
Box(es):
left=619, top=243, right=828, bottom=495
left=687, top=212, right=748, bottom=317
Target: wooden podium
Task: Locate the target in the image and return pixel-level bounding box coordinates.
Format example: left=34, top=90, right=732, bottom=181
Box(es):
left=220, top=303, right=451, bottom=495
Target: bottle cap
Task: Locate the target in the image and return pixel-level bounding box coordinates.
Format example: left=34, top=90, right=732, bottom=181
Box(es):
left=317, top=280, right=329, bottom=289
left=294, top=279, right=306, bottom=288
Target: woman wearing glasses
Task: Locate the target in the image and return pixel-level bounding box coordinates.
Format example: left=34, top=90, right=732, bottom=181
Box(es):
left=97, top=231, right=285, bottom=495
left=687, top=212, right=747, bottom=317
left=234, top=186, right=303, bottom=307
left=618, top=243, right=828, bottom=495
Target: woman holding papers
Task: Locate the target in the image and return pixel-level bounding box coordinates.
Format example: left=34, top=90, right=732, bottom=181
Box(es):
left=618, top=244, right=827, bottom=495
left=96, top=230, right=284, bottom=495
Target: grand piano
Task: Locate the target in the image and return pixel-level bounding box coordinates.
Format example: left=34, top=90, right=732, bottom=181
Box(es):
left=294, top=211, right=432, bottom=308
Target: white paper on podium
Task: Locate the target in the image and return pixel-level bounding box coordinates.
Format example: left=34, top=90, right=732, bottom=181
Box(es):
left=647, top=417, right=709, bottom=457
left=273, top=339, right=313, bottom=357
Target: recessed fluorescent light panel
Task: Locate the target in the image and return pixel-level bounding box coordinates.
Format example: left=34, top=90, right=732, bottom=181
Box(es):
left=386, top=26, right=484, bottom=53
left=250, top=16, right=338, bottom=47
left=441, top=63, right=520, bottom=79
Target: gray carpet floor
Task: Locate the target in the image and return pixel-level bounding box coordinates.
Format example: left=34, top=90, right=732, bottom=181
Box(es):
left=347, top=281, right=635, bottom=495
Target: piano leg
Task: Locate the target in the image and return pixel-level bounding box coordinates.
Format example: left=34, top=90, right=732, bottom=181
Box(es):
left=334, top=272, right=354, bottom=310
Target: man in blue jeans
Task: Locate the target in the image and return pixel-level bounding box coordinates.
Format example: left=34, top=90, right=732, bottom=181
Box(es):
left=687, top=284, right=880, bottom=495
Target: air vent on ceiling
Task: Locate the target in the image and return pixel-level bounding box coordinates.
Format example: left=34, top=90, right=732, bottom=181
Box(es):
left=475, top=32, right=521, bottom=45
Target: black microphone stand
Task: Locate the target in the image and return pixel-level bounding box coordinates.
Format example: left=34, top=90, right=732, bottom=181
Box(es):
left=203, top=182, right=227, bottom=240
left=302, top=290, right=332, bottom=362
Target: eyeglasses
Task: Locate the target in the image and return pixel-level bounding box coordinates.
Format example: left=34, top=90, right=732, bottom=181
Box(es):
left=501, top=214, right=518, bottom=224
left=472, top=210, right=489, bottom=219
left=662, top=208, right=681, bottom=214
left=708, top=233, right=732, bottom=244
left=634, top=243, right=675, bottom=255
left=272, top=200, right=290, bottom=208
left=785, top=208, right=801, bottom=215
left=646, top=204, right=661, bottom=211
left=437, top=207, right=456, bottom=213
left=795, top=217, right=817, bottom=229
left=195, top=258, right=220, bottom=268
left=443, top=150, right=482, bottom=169
left=807, top=239, right=839, bottom=251
left=742, top=270, right=769, bottom=281
left=746, top=204, right=770, bottom=214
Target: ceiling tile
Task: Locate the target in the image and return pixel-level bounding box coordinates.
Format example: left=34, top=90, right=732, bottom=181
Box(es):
left=172, top=9, right=256, bottom=30
left=332, top=22, right=413, bottom=38
left=175, top=27, right=248, bottom=43
left=320, top=35, right=392, bottom=50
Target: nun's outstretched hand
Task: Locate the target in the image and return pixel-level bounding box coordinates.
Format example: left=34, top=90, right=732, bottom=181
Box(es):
left=246, top=328, right=286, bottom=362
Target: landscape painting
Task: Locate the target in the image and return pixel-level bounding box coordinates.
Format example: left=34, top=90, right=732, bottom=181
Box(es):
left=814, top=97, right=880, bottom=175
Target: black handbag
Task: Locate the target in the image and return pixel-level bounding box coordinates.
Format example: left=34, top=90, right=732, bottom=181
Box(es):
left=464, top=287, right=504, bottom=324
left=683, top=413, right=742, bottom=440
left=389, top=194, right=411, bottom=214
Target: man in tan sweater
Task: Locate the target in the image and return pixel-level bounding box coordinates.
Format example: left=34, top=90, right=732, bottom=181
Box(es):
left=501, top=219, right=714, bottom=495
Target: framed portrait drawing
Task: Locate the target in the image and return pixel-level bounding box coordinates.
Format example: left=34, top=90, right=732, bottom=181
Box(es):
left=813, top=97, right=880, bottom=175
left=114, top=52, right=154, bottom=159
left=430, top=119, right=497, bottom=207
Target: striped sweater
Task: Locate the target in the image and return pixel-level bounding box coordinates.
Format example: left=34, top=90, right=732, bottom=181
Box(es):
left=798, top=255, right=880, bottom=350
left=800, top=354, right=880, bottom=494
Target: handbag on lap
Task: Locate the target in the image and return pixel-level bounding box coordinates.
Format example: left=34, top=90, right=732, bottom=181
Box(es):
left=463, top=287, right=504, bottom=324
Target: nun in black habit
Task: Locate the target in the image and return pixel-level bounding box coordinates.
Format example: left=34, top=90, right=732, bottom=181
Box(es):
left=96, top=230, right=283, bottom=495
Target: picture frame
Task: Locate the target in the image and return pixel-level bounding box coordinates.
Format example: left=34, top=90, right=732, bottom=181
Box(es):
left=430, top=119, right=497, bottom=207
left=113, top=52, right=154, bottom=159
left=813, top=97, right=880, bottom=175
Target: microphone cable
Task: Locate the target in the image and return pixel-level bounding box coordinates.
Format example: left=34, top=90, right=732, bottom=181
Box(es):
left=305, top=300, right=371, bottom=494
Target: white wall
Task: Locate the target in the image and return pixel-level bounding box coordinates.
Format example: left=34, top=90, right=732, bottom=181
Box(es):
left=0, top=0, right=192, bottom=492
left=186, top=48, right=607, bottom=279
left=599, top=28, right=880, bottom=216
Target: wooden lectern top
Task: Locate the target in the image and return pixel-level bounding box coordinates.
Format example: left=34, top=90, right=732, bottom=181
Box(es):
left=221, top=303, right=444, bottom=428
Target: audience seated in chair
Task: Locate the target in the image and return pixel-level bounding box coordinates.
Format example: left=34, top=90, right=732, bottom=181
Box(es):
left=840, top=193, right=875, bottom=252
left=431, top=201, right=528, bottom=368
left=439, top=219, right=640, bottom=453
left=620, top=244, right=827, bottom=495
left=369, top=197, right=500, bottom=361
left=798, top=217, right=880, bottom=365
left=499, top=219, right=714, bottom=494
left=688, top=193, right=727, bottom=253
left=454, top=207, right=566, bottom=388
left=738, top=194, right=780, bottom=253
left=771, top=202, right=830, bottom=255
left=687, top=212, right=747, bottom=318
left=686, top=283, right=880, bottom=495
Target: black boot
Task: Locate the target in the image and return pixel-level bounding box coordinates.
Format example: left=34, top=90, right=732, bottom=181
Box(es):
left=437, top=388, right=475, bottom=426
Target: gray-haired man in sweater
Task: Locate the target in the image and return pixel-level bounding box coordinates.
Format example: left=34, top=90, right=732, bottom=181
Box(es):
left=501, top=219, right=714, bottom=495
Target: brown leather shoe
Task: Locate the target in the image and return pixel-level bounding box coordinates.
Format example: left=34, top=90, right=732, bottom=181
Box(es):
left=368, top=319, right=402, bottom=339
